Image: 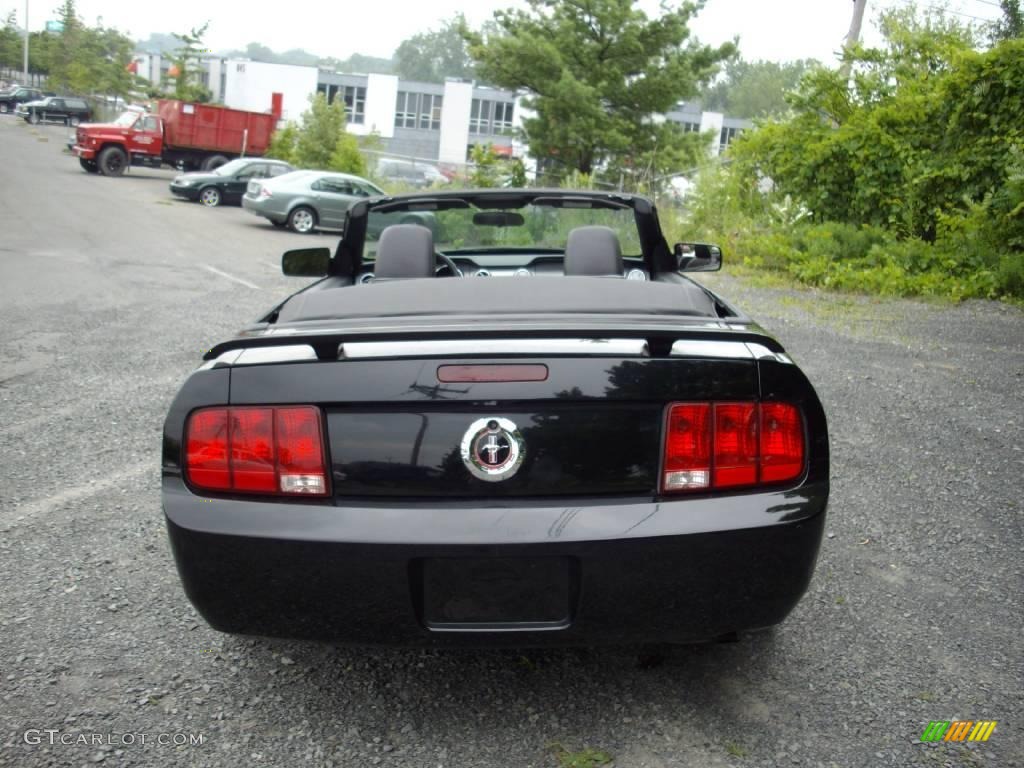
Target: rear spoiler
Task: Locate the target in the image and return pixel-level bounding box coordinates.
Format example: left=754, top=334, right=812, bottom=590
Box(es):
left=202, top=324, right=791, bottom=368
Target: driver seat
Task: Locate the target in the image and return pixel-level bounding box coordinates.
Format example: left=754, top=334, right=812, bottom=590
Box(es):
left=374, top=224, right=435, bottom=279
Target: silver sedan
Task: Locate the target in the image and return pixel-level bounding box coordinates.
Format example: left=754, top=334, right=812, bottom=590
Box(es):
left=242, top=171, right=385, bottom=234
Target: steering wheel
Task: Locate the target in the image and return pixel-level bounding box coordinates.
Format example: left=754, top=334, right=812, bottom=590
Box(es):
left=434, top=252, right=463, bottom=277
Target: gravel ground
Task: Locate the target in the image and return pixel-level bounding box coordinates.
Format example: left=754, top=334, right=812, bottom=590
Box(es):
left=0, top=117, right=1021, bottom=768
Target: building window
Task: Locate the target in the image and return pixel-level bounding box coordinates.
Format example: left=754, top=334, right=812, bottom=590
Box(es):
left=493, top=101, right=513, bottom=132
left=418, top=93, right=443, bottom=130
left=680, top=121, right=700, bottom=133
left=469, top=98, right=487, bottom=134
left=343, top=85, right=366, bottom=124
left=720, top=126, right=741, bottom=148
left=470, top=99, right=514, bottom=134
left=395, top=91, right=417, bottom=129
left=395, top=91, right=441, bottom=131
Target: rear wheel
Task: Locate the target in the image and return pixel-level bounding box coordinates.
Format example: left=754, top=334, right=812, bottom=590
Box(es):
left=199, top=187, right=222, bottom=207
left=288, top=206, right=317, bottom=234
left=0, top=103, right=9, bottom=114
left=68, top=115, right=80, bottom=127
left=201, top=154, right=229, bottom=172
left=79, top=158, right=99, bottom=174
left=98, top=146, right=128, bottom=177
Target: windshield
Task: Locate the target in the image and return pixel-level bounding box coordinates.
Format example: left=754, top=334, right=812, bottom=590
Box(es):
left=363, top=203, right=641, bottom=262
left=113, top=112, right=139, bottom=127
left=213, top=159, right=252, bottom=176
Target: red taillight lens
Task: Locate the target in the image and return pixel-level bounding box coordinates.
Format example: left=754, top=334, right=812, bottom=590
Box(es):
left=186, top=408, right=230, bottom=490
left=185, top=406, right=327, bottom=496
left=760, top=402, right=804, bottom=483
left=230, top=407, right=276, bottom=492
left=258, top=185, right=272, bottom=198
left=275, top=406, right=327, bottom=494
left=663, top=403, right=711, bottom=491
left=662, top=401, right=804, bottom=493
left=713, top=403, right=758, bottom=488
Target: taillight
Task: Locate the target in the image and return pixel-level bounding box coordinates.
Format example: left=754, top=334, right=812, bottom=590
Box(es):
left=662, top=402, right=804, bottom=493
left=258, top=185, right=272, bottom=198
left=185, top=406, right=328, bottom=496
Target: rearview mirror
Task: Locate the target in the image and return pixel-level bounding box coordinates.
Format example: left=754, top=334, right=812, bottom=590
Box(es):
left=472, top=211, right=525, bottom=227
left=282, top=247, right=331, bottom=277
left=674, top=242, right=723, bottom=272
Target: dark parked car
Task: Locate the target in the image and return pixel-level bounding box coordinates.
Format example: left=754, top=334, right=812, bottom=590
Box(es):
left=162, top=188, right=829, bottom=647
left=17, top=96, right=92, bottom=125
left=169, top=158, right=294, bottom=207
left=0, top=87, right=43, bottom=114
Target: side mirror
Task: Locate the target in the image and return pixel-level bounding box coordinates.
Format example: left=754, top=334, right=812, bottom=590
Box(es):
left=282, top=247, right=331, bottom=277
left=674, top=242, right=723, bottom=272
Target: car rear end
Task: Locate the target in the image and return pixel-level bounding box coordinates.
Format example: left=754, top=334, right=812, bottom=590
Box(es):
left=242, top=174, right=305, bottom=224
left=163, top=325, right=829, bottom=647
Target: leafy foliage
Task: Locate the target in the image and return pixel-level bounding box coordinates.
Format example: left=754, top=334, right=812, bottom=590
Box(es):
left=685, top=7, right=1024, bottom=300
left=394, top=14, right=476, bottom=83
left=275, top=94, right=368, bottom=176
left=0, top=10, right=21, bottom=70
left=988, top=0, right=1023, bottom=42
left=463, top=0, right=734, bottom=176
left=168, top=23, right=212, bottom=102
left=7, top=2, right=138, bottom=98
left=701, top=57, right=819, bottom=119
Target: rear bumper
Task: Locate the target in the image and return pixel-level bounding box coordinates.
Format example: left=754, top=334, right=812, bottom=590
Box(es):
left=241, top=197, right=285, bottom=223
left=163, top=477, right=827, bottom=646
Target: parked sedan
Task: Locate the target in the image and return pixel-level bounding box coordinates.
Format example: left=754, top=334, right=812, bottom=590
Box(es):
left=169, top=158, right=294, bottom=207
left=17, top=96, right=92, bottom=125
left=242, top=170, right=385, bottom=233
left=0, top=87, right=43, bottom=114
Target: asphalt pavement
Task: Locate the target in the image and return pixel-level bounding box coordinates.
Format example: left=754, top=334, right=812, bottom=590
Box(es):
left=0, top=116, right=1021, bottom=768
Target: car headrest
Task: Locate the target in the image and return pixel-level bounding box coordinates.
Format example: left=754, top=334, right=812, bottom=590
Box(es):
left=564, top=226, right=624, bottom=276
left=373, top=224, right=435, bottom=279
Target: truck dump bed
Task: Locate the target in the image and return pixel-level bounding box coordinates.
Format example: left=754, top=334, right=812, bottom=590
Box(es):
left=157, top=99, right=276, bottom=155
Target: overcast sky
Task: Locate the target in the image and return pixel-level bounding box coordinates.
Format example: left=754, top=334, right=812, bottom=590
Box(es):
left=25, top=0, right=1004, bottom=64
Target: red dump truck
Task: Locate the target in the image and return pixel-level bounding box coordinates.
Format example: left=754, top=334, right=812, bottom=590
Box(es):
left=72, top=97, right=282, bottom=176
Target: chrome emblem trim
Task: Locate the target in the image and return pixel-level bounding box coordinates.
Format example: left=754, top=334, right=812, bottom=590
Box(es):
left=460, top=417, right=525, bottom=482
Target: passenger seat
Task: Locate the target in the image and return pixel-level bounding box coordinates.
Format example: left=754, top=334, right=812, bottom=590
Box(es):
left=563, top=226, right=624, bottom=277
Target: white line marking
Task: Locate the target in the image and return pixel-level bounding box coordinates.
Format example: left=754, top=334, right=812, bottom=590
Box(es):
left=200, top=264, right=261, bottom=290
left=1, top=461, right=153, bottom=532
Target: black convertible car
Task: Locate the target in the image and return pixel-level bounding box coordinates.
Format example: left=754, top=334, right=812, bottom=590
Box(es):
left=162, top=189, right=829, bottom=646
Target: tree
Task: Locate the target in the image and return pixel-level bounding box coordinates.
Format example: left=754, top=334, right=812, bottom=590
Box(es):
left=989, top=0, right=1023, bottom=42
left=169, top=23, right=212, bottom=102
left=0, top=10, right=21, bottom=70
left=286, top=93, right=371, bottom=174
left=394, top=14, right=476, bottom=83
left=265, top=122, right=298, bottom=164
left=293, top=94, right=347, bottom=168
left=701, top=58, right=818, bottom=119
left=463, top=0, right=734, bottom=176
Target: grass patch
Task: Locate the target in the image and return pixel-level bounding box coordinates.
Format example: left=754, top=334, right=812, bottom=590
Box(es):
left=549, top=743, right=614, bottom=768
left=725, top=741, right=749, bottom=758
left=834, top=596, right=846, bottom=605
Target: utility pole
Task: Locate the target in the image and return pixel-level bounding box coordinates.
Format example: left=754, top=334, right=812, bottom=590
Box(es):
left=22, top=0, right=29, bottom=84
left=840, top=0, right=868, bottom=81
